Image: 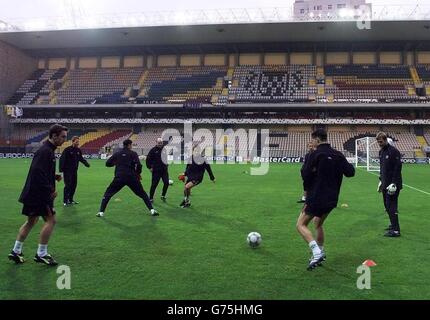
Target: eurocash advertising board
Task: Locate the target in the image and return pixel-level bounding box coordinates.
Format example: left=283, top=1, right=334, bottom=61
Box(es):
left=0, top=153, right=101, bottom=159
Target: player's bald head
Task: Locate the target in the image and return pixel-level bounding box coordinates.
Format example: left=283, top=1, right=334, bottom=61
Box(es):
left=156, top=138, right=163, bottom=147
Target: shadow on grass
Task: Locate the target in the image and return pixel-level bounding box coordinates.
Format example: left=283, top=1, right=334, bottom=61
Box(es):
left=1, top=260, right=53, bottom=299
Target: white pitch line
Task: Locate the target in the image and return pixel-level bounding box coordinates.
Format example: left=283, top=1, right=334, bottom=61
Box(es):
left=401, top=184, right=430, bottom=196
left=360, top=168, right=430, bottom=196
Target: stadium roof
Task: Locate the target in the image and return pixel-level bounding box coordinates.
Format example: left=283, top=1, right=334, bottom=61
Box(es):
left=1, top=20, right=430, bottom=57
left=0, top=3, right=429, bottom=32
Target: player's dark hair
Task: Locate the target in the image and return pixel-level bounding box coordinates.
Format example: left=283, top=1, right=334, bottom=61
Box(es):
left=123, top=139, right=133, bottom=147
left=49, top=124, right=68, bottom=138
left=71, top=136, right=79, bottom=142
left=311, top=129, right=327, bottom=142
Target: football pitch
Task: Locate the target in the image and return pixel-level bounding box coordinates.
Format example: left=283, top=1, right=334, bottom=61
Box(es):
left=0, top=159, right=429, bottom=300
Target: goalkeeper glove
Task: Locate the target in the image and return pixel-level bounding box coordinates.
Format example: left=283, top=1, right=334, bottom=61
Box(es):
left=386, top=183, right=397, bottom=195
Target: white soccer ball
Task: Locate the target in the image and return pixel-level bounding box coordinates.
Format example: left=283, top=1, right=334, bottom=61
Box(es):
left=247, top=232, right=262, bottom=248
left=168, top=179, right=174, bottom=185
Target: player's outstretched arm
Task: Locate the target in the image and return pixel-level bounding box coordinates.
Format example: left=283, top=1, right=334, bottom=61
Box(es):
left=78, top=148, right=90, bottom=167
left=134, top=152, right=143, bottom=175
left=59, top=148, right=67, bottom=173
left=341, top=156, right=355, bottom=178
left=145, top=148, right=153, bottom=170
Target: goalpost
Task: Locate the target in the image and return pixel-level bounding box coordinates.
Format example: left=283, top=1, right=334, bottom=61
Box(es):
left=355, top=136, right=380, bottom=171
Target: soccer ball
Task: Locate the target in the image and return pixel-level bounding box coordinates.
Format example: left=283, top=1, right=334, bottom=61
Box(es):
left=168, top=179, right=174, bottom=185
left=247, top=232, right=262, bottom=248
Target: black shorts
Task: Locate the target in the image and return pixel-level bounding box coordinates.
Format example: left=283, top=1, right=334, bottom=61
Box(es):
left=303, top=204, right=335, bottom=218
left=186, top=178, right=202, bottom=186
left=22, top=204, right=55, bottom=217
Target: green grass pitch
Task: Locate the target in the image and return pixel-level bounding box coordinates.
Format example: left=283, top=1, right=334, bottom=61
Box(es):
left=0, top=159, right=429, bottom=300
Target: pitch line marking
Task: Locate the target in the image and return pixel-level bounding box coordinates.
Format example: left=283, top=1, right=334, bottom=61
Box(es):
left=360, top=169, right=430, bottom=196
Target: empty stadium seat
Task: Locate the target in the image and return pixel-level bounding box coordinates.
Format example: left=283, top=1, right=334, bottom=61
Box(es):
left=229, top=65, right=317, bottom=104
left=56, top=68, right=144, bottom=104
left=136, top=66, right=227, bottom=105
left=324, top=65, right=418, bottom=103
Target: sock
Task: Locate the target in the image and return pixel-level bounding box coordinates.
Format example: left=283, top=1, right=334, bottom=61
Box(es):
left=37, top=244, right=48, bottom=257
left=13, top=241, right=23, bottom=254
left=302, top=196, right=306, bottom=201
left=309, top=240, right=321, bottom=257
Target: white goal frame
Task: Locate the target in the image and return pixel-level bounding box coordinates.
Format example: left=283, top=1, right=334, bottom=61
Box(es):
left=355, top=136, right=380, bottom=172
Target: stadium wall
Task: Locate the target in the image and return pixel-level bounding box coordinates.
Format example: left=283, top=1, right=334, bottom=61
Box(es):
left=38, top=59, right=45, bottom=69
left=32, top=51, right=430, bottom=70
left=179, top=54, right=199, bottom=66
left=290, top=53, right=313, bottom=65
left=418, top=52, right=430, bottom=64
left=264, top=53, right=287, bottom=65
left=48, top=58, right=67, bottom=69
left=101, top=56, right=120, bottom=68
left=326, top=52, right=349, bottom=64
left=204, top=54, right=226, bottom=66
left=157, top=55, right=177, bottom=67
left=353, top=52, right=376, bottom=65
left=229, top=54, right=237, bottom=67
left=239, top=54, right=260, bottom=65
left=0, top=41, right=37, bottom=104
left=70, top=58, right=77, bottom=70
left=380, top=52, right=402, bottom=64
left=79, top=57, right=97, bottom=68
left=147, top=55, right=155, bottom=68
left=124, top=56, right=144, bottom=67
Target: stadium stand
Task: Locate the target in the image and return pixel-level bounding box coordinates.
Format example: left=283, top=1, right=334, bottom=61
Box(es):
left=424, top=133, right=430, bottom=145
left=131, top=129, right=165, bottom=153
left=136, top=66, right=227, bottom=104
left=56, top=68, right=144, bottom=104
left=324, top=65, right=418, bottom=103
left=56, top=128, right=91, bottom=152
left=416, top=65, right=430, bottom=82
left=5, top=125, right=428, bottom=158
left=387, top=132, right=421, bottom=158
left=6, top=69, right=67, bottom=105
left=23, top=129, right=48, bottom=144
left=279, top=131, right=313, bottom=156
left=229, top=65, right=317, bottom=103
left=7, top=65, right=430, bottom=105
left=104, top=131, right=133, bottom=149
left=80, top=129, right=131, bottom=153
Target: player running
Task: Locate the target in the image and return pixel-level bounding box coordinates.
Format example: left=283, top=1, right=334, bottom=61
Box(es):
left=179, top=147, right=215, bottom=208
left=296, top=129, right=355, bottom=270
left=297, top=141, right=316, bottom=203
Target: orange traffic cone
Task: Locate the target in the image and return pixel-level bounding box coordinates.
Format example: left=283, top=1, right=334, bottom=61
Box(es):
left=362, top=259, right=377, bottom=267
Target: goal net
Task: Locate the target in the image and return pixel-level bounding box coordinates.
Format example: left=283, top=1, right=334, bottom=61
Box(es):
left=355, top=136, right=380, bottom=171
